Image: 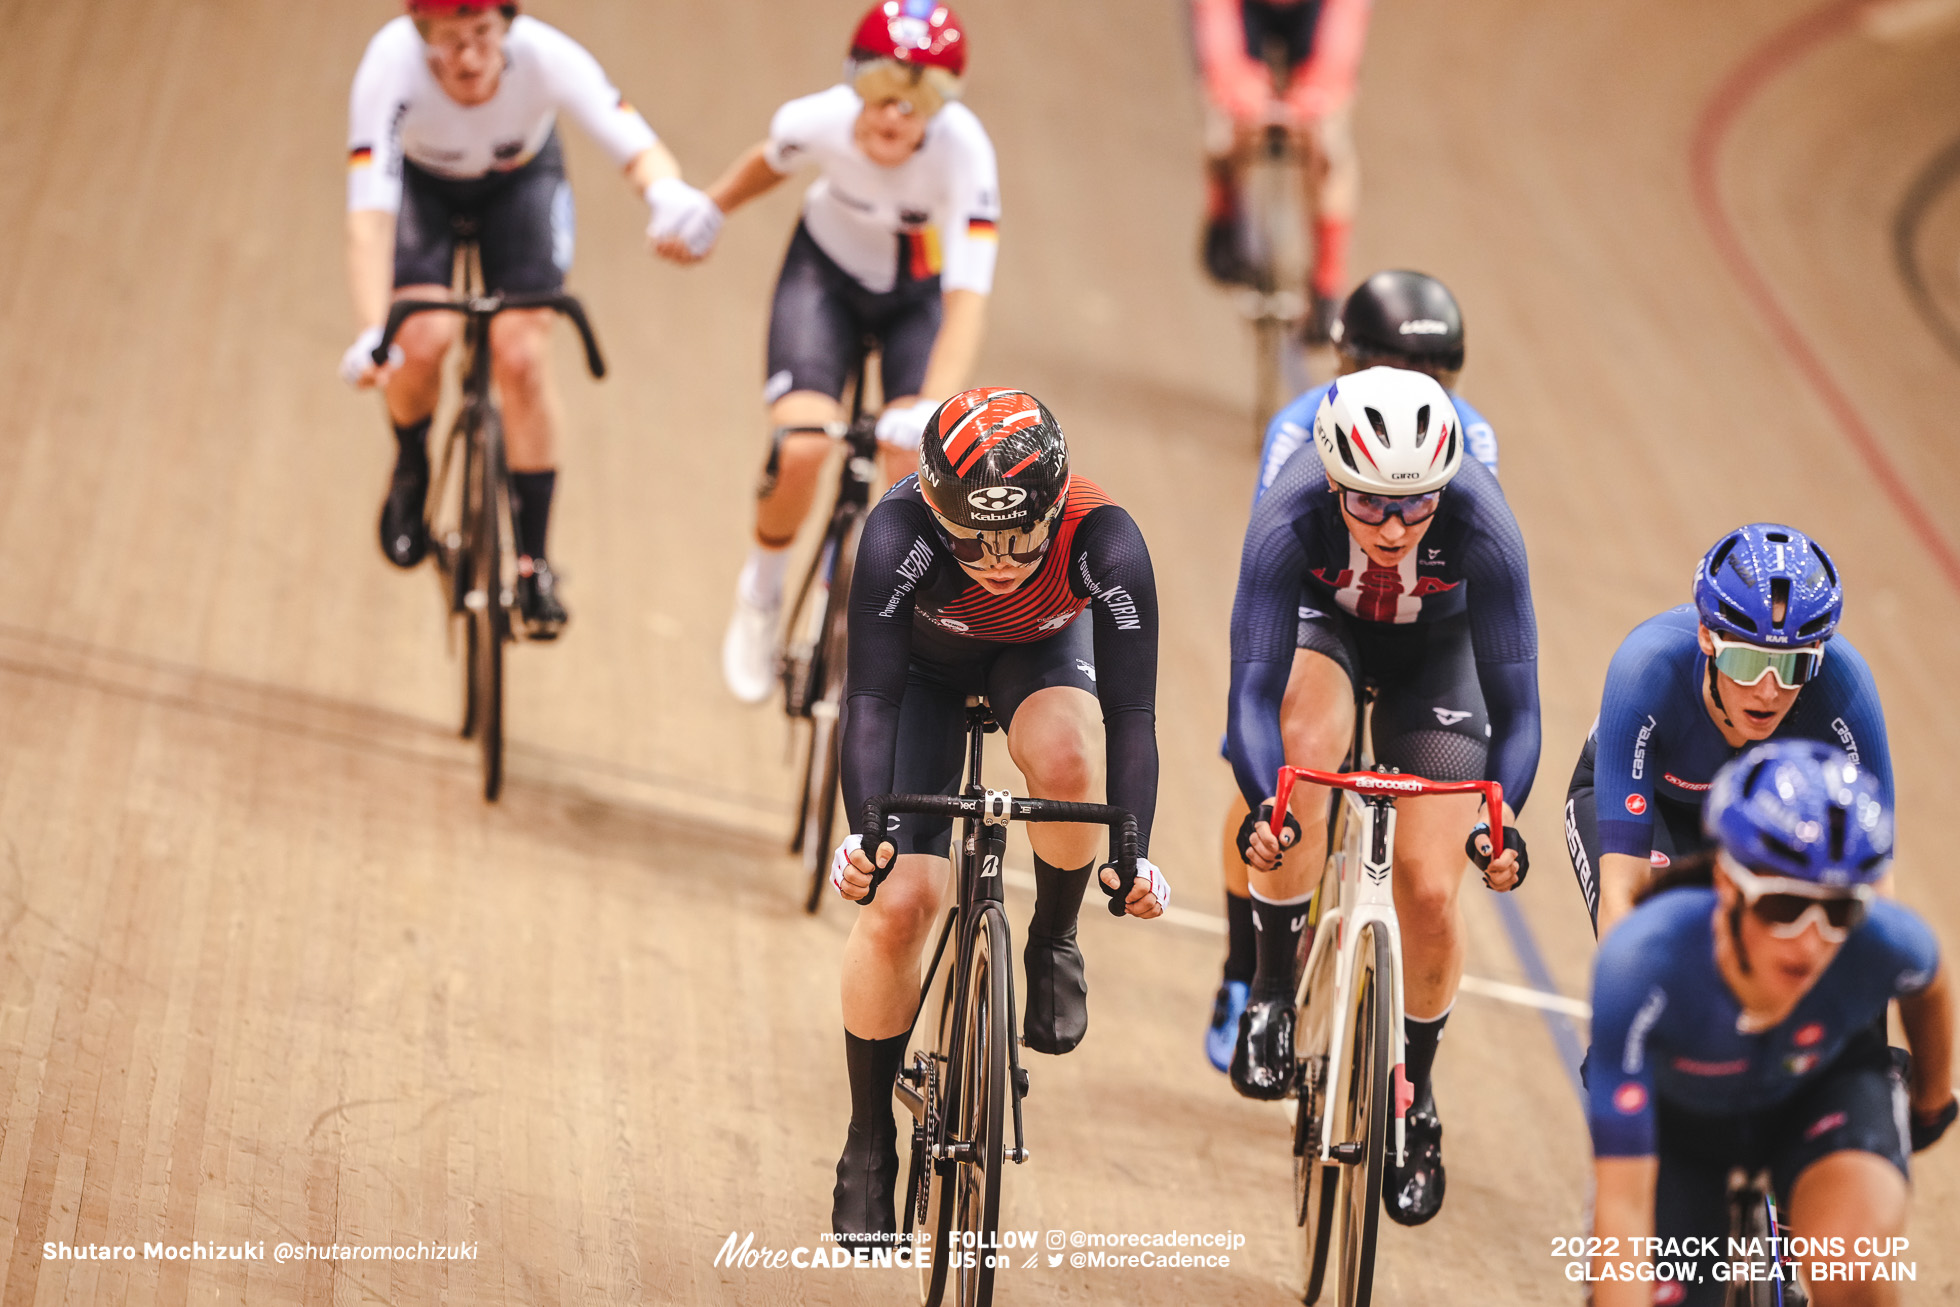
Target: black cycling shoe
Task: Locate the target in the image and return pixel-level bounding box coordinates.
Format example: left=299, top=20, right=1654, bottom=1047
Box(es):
left=1229, top=994, right=1295, bottom=1100
left=515, top=558, right=568, bottom=639
left=378, top=456, right=430, bottom=569
left=1202, top=215, right=1249, bottom=287
left=1383, top=1081, right=1446, bottom=1226
left=1023, top=930, right=1088, bottom=1055
left=1300, top=290, right=1341, bottom=347
left=831, top=1122, right=900, bottom=1248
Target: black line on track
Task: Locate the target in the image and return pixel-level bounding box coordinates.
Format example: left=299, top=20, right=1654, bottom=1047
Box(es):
left=1892, top=131, right=1960, bottom=366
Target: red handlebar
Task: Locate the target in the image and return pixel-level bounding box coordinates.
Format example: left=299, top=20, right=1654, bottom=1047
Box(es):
left=1271, top=767, right=1504, bottom=859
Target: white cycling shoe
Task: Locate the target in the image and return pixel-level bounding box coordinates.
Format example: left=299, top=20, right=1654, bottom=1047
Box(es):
left=721, top=587, right=780, bottom=704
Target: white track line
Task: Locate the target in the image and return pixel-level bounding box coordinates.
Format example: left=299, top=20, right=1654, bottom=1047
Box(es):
left=1001, top=868, right=1592, bottom=1020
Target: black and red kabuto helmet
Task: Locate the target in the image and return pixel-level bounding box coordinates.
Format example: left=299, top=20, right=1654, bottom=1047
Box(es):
left=919, top=389, right=1069, bottom=534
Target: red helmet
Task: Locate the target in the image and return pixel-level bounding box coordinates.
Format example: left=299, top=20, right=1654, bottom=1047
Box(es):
left=849, top=1, right=967, bottom=77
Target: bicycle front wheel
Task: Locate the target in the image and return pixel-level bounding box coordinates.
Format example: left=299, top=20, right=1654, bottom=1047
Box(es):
left=471, top=409, right=508, bottom=801
left=927, top=908, right=1008, bottom=1307
left=906, top=948, right=958, bottom=1307
left=1332, top=921, right=1392, bottom=1307
left=1296, top=922, right=1341, bottom=1302
left=801, top=513, right=863, bottom=912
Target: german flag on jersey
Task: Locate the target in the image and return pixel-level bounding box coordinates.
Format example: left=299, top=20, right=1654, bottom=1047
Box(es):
left=902, top=227, right=943, bottom=281
left=966, top=216, right=998, bottom=241
left=348, top=146, right=374, bottom=170
left=920, top=479, right=1116, bottom=643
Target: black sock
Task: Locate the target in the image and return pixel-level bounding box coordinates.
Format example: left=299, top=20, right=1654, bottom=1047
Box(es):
left=1223, top=890, right=1256, bottom=984
left=1404, top=1008, right=1451, bottom=1096
left=844, top=1029, right=908, bottom=1137
left=1250, top=892, right=1313, bottom=1001
left=1029, top=855, right=1092, bottom=941
left=393, top=417, right=431, bottom=468
left=510, top=469, right=556, bottom=562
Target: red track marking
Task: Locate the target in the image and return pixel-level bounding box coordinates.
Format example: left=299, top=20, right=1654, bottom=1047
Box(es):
left=1689, top=0, right=1960, bottom=593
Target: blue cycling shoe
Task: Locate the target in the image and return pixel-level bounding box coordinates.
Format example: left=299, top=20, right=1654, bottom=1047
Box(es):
left=1205, top=979, right=1250, bottom=1072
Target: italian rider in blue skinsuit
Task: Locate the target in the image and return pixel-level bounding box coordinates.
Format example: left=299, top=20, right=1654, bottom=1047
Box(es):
left=1566, top=524, right=1891, bottom=937
left=1586, top=741, right=1954, bottom=1307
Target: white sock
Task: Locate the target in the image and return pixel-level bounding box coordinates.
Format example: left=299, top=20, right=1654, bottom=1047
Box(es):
left=738, top=546, right=789, bottom=609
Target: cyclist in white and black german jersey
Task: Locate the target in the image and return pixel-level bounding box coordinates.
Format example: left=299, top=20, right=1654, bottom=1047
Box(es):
left=340, top=0, right=716, bottom=636
left=649, top=3, right=1002, bottom=705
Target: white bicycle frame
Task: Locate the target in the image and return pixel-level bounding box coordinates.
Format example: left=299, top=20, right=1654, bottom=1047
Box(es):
left=1275, top=765, right=1505, bottom=1172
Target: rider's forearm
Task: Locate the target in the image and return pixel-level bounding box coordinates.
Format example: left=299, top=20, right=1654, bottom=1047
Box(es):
left=346, top=208, right=396, bottom=330
left=1225, top=658, right=1292, bottom=811
left=1597, top=852, right=1651, bottom=936
left=1591, top=1156, right=1657, bottom=1307
left=1899, top=966, right=1955, bottom=1114
left=705, top=143, right=786, bottom=216
left=624, top=141, right=682, bottom=192
left=917, top=289, right=988, bottom=400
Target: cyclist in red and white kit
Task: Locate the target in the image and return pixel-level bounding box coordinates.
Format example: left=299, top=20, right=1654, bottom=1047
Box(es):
left=342, top=0, right=716, bottom=636
left=648, top=2, right=1001, bottom=703
left=1191, top=0, right=1371, bottom=342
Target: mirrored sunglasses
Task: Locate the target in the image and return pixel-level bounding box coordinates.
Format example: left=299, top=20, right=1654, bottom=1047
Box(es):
left=1721, top=856, right=1871, bottom=942
left=933, top=520, right=1052, bottom=567
left=1340, top=489, right=1442, bottom=526
left=1708, top=633, right=1825, bottom=691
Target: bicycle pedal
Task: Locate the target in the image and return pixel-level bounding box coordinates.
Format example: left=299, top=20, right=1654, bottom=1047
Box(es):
left=1329, top=1142, right=1365, bottom=1164
left=1013, top=1066, right=1030, bottom=1099
left=1008, top=1146, right=1030, bottom=1164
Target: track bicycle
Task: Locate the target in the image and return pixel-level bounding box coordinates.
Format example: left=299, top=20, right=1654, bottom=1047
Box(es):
left=1269, top=693, right=1504, bottom=1307
left=858, top=696, right=1141, bottom=1307
left=372, top=236, right=605, bottom=802
left=781, top=339, right=883, bottom=912
left=1237, top=114, right=1313, bottom=444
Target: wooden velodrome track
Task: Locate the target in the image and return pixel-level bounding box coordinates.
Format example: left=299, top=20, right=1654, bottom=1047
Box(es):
left=0, top=0, right=1955, bottom=1301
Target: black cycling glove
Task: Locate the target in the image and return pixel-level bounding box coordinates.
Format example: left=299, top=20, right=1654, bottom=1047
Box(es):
left=1466, top=821, right=1529, bottom=890
left=1236, top=799, right=1302, bottom=867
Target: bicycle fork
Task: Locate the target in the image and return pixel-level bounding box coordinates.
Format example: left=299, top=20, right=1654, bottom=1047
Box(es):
left=1308, top=795, right=1411, bottom=1171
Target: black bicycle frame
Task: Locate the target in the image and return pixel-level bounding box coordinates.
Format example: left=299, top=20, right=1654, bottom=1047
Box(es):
left=865, top=699, right=1142, bottom=1165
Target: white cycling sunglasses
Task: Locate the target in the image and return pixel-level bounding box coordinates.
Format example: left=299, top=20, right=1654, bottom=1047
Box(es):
left=1719, top=853, right=1872, bottom=943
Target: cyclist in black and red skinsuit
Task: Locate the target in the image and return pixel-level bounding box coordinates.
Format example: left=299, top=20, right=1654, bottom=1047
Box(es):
left=825, top=387, right=1171, bottom=1245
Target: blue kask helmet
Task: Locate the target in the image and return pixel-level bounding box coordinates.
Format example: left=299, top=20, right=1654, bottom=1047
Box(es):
left=1693, top=523, right=1842, bottom=647
left=1704, top=740, right=1892, bottom=886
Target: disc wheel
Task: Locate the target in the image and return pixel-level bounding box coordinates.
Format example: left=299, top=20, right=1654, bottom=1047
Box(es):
left=1331, top=922, right=1392, bottom=1307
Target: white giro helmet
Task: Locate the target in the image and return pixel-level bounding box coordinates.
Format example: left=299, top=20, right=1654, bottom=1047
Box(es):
left=1311, top=366, right=1463, bottom=495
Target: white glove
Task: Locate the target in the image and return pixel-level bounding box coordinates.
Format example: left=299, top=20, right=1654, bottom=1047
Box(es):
left=645, top=178, right=723, bottom=257
left=831, top=833, right=865, bottom=898
left=875, top=399, right=935, bottom=451
left=1103, top=856, right=1170, bottom=913
left=340, top=326, right=403, bottom=388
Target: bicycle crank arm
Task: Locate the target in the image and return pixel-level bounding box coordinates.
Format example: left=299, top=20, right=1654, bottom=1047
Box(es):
left=894, top=1075, right=927, bottom=1121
